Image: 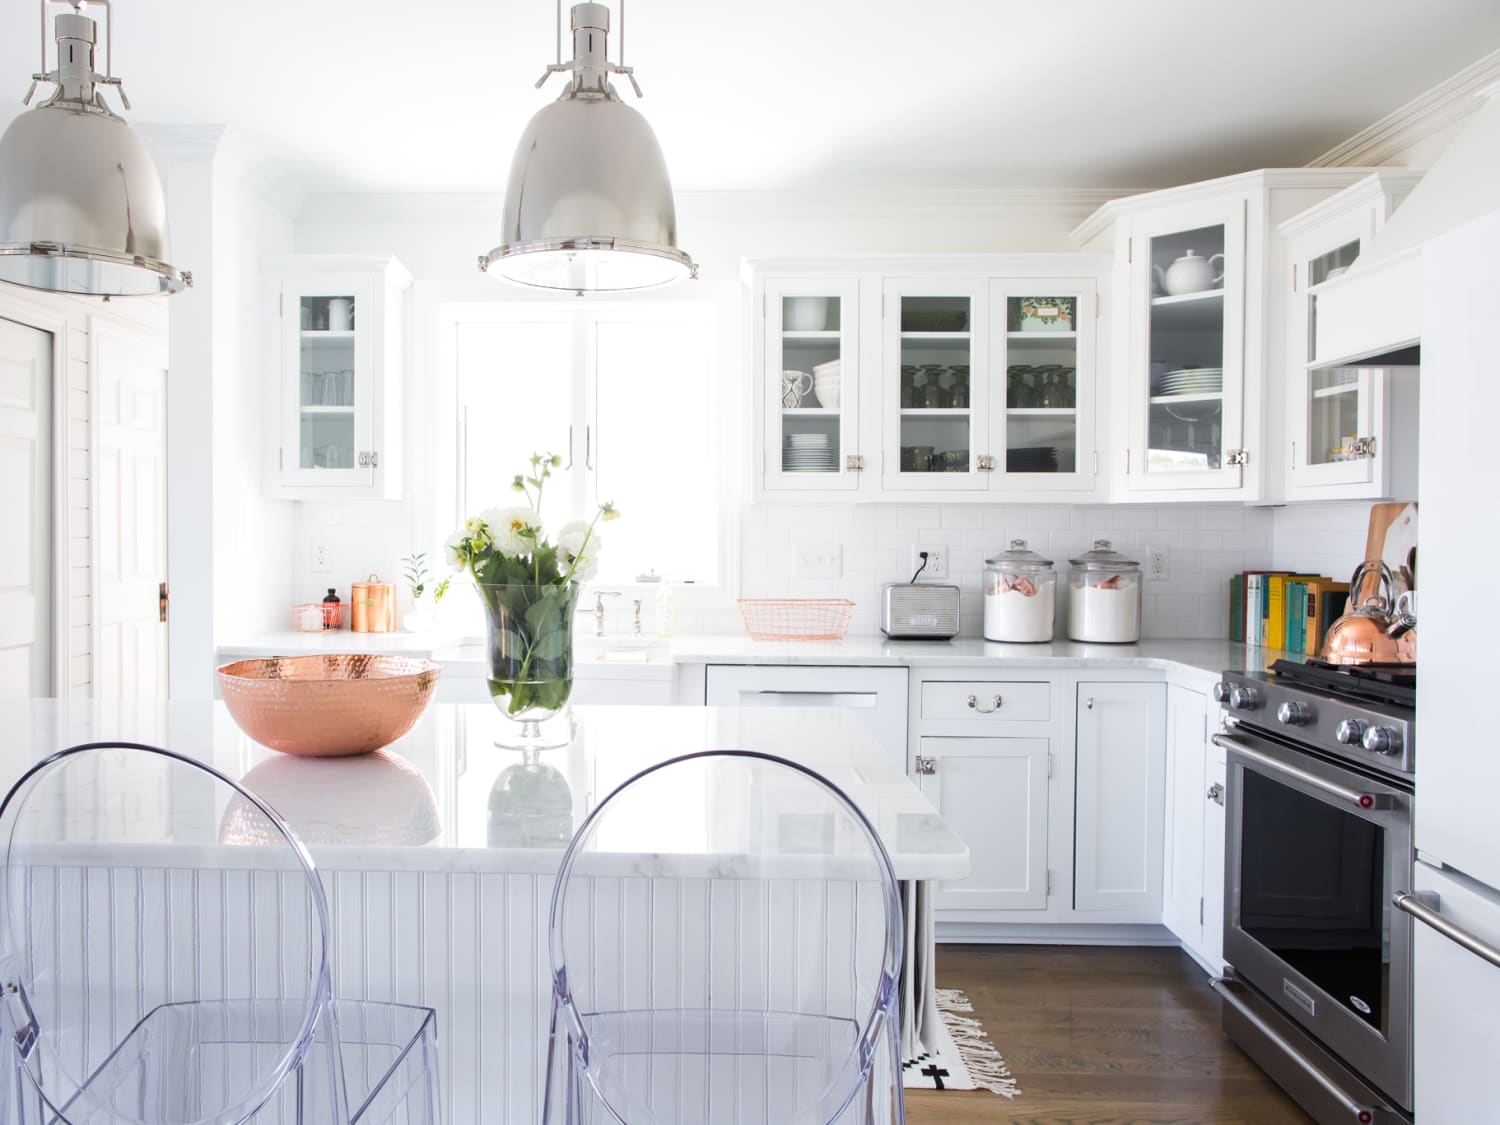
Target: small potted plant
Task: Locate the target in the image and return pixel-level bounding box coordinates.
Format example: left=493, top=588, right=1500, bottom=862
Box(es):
left=400, top=551, right=449, bottom=633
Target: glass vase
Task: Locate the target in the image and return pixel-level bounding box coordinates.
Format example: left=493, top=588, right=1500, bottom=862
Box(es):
left=478, top=582, right=581, bottom=749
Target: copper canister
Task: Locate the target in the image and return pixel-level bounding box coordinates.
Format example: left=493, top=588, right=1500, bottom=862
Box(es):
left=351, top=574, right=395, bottom=633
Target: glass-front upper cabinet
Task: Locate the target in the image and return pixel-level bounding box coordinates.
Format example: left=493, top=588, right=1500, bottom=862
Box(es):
left=761, top=278, right=861, bottom=492
left=991, top=279, right=1097, bottom=491
left=265, top=256, right=411, bottom=499
left=882, top=278, right=990, bottom=491
left=1127, top=201, right=1247, bottom=492
left=1280, top=172, right=1423, bottom=501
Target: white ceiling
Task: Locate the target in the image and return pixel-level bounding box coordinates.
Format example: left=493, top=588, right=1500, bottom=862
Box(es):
left=3, top=0, right=1499, bottom=195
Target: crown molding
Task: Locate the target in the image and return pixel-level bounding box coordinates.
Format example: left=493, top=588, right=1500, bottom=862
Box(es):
left=1310, top=47, right=1500, bottom=168
left=136, top=123, right=230, bottom=160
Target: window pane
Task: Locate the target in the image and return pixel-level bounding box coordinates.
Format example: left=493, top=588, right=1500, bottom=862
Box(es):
left=591, top=313, right=718, bottom=585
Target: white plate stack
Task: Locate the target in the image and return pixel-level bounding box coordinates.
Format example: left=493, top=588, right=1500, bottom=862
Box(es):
left=1151, top=366, right=1223, bottom=396
left=783, top=432, right=837, bottom=472
left=813, top=359, right=841, bottom=408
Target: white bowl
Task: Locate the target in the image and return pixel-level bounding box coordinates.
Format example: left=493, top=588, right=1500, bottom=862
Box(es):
left=785, top=297, right=830, bottom=332
left=814, top=381, right=841, bottom=408
left=812, top=359, right=842, bottom=376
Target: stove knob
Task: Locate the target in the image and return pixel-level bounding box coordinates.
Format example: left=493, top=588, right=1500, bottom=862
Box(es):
left=1335, top=719, right=1367, bottom=745
left=1212, top=682, right=1233, bottom=704
left=1277, top=701, right=1312, bottom=726
left=1362, top=726, right=1402, bottom=755
left=1229, top=686, right=1261, bottom=711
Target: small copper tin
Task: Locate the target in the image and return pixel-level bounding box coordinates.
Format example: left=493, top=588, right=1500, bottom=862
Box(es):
left=351, top=574, right=395, bottom=632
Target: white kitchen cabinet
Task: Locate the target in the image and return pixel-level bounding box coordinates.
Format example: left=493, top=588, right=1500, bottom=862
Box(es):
left=915, top=736, right=1049, bottom=911
left=1276, top=172, right=1423, bottom=502
left=746, top=256, right=1108, bottom=503
left=262, top=255, right=411, bottom=500
left=1072, top=169, right=1375, bottom=502
left=1161, top=683, right=1227, bottom=969
left=1074, top=681, right=1166, bottom=916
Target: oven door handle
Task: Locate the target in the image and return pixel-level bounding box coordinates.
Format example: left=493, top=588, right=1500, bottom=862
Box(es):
left=1211, top=733, right=1396, bottom=811
left=1210, top=976, right=1380, bottom=1123
left=1394, top=891, right=1500, bottom=970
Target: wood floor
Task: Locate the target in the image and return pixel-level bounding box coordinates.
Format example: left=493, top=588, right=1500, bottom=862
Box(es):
left=906, top=945, right=1314, bottom=1125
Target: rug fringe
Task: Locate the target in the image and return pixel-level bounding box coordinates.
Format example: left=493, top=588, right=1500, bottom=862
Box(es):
left=935, top=989, right=1021, bottom=1099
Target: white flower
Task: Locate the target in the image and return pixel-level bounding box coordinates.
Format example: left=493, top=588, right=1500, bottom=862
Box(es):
left=556, top=519, right=602, bottom=580
left=556, top=519, right=593, bottom=557
left=482, top=506, right=542, bottom=556
left=568, top=549, right=600, bottom=583
left=443, top=531, right=467, bottom=574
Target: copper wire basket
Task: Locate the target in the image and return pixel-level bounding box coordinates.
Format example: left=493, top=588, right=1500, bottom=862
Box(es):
left=736, top=598, right=855, bottom=642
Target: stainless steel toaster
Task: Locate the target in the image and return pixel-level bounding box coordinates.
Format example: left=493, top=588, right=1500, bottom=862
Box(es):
left=880, top=582, right=960, bottom=639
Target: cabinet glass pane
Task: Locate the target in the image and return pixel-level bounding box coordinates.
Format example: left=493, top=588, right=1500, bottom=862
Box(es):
left=1309, top=237, right=1360, bottom=288
left=1006, top=298, right=1078, bottom=474
left=779, top=295, right=841, bottom=475
left=1148, top=224, right=1225, bottom=473
left=298, top=293, right=357, bottom=470
left=1307, top=369, right=1362, bottom=465
left=899, top=295, right=971, bottom=473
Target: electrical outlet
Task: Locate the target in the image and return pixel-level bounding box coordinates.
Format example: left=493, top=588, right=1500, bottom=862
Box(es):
left=911, top=544, right=949, bottom=580
left=312, top=541, right=331, bottom=573
left=1147, top=547, right=1169, bottom=582
left=794, top=543, right=844, bottom=579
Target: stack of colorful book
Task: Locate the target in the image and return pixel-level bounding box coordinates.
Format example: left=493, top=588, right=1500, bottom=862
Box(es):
left=1229, top=571, right=1350, bottom=654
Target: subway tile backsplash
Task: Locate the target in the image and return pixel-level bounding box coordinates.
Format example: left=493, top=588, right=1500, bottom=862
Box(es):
left=740, top=503, right=1276, bottom=640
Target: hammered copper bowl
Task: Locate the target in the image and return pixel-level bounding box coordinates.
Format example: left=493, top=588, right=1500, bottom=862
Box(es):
left=217, top=655, right=442, bottom=757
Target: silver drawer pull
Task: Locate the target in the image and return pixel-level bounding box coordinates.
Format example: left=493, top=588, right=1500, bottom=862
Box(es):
left=1394, top=891, right=1500, bottom=970
left=966, top=693, right=1003, bottom=714
left=914, top=755, right=937, bottom=775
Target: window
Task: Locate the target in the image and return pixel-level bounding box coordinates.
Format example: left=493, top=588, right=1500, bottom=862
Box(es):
left=451, top=301, right=722, bottom=591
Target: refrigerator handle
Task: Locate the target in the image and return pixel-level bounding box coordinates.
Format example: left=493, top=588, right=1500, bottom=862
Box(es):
left=1394, top=890, right=1500, bottom=970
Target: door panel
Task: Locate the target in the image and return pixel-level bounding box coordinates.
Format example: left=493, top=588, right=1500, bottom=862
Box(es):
left=94, top=321, right=168, bottom=700
left=1162, top=684, right=1206, bottom=945
left=0, top=317, right=52, bottom=697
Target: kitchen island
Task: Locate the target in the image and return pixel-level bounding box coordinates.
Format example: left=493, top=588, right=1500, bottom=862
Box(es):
left=0, top=700, right=966, bottom=1125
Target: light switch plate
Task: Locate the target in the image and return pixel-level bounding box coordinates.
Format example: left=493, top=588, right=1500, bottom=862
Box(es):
left=795, top=543, right=844, bottom=579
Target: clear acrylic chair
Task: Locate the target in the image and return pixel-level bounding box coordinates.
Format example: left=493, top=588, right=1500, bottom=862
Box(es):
left=543, top=750, right=905, bottom=1125
left=0, top=741, right=441, bottom=1125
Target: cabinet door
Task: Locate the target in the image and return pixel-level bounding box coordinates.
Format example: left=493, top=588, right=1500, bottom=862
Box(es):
left=882, top=279, right=990, bottom=491
left=1201, top=741, right=1227, bottom=970
left=990, top=279, right=1097, bottom=492
left=279, top=272, right=377, bottom=490
left=762, top=278, right=862, bottom=492
left=1075, top=682, right=1166, bottom=914
left=1126, top=199, right=1248, bottom=492
left=1162, top=685, right=1207, bottom=947
left=917, top=736, right=1049, bottom=911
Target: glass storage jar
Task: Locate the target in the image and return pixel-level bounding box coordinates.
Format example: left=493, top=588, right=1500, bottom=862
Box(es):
left=983, top=540, right=1056, bottom=642
left=1067, top=540, right=1142, bottom=643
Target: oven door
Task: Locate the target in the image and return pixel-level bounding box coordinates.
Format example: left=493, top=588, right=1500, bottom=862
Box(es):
left=1217, top=724, right=1413, bottom=1110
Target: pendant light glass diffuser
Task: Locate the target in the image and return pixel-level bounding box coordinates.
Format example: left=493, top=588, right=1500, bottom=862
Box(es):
left=0, top=1, right=190, bottom=296
left=480, top=2, right=695, bottom=292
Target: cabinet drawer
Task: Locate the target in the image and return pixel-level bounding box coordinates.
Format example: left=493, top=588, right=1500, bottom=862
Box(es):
left=921, top=681, right=1050, bottom=723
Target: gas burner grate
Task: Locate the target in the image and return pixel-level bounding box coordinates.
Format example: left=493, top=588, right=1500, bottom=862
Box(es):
left=1269, top=658, right=1415, bottom=710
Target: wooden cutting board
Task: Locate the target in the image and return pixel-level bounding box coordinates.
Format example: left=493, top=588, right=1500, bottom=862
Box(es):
left=1358, top=502, right=1418, bottom=601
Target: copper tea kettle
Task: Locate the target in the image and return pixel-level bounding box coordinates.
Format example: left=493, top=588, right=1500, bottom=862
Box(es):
left=1320, top=561, right=1416, bottom=666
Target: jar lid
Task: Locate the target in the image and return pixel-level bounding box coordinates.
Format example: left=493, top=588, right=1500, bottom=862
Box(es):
left=1069, top=539, right=1140, bottom=570
left=986, top=539, right=1055, bottom=570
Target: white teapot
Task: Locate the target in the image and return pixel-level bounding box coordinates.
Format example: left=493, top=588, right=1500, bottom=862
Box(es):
left=1154, top=249, right=1224, bottom=296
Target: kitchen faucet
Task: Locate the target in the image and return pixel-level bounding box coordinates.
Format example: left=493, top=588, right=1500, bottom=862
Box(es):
left=589, top=590, right=620, bottom=637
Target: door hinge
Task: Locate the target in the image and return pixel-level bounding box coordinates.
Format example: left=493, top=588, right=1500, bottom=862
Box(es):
left=846, top=454, right=865, bottom=472
left=914, top=754, right=936, bottom=775
left=1095, top=295, right=1100, bottom=319
left=1226, top=448, right=1250, bottom=467
left=1046, top=870, right=1054, bottom=895
left=881, top=292, right=886, bottom=318
left=1127, top=237, right=1132, bottom=264
left=1348, top=435, right=1376, bottom=459
left=762, top=293, right=766, bottom=317
left=1046, top=751, right=1054, bottom=779
left=1125, top=448, right=1131, bottom=475
left=1200, top=897, right=1205, bottom=925
left=1202, top=713, right=1208, bottom=741
left=1292, top=263, right=1297, bottom=292
left=158, top=581, right=169, bottom=624
left=358, top=451, right=379, bottom=468
left=976, top=454, right=995, bottom=472
left=279, top=447, right=284, bottom=471
left=1093, top=450, right=1099, bottom=477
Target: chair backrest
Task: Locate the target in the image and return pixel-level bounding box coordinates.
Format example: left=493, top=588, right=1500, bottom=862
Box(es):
left=0, top=742, right=336, bottom=1125
left=548, top=749, right=903, bottom=1124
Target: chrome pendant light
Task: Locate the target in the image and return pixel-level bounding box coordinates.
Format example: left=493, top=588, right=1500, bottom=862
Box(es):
left=0, top=0, right=190, bottom=297
left=480, top=1, right=695, bottom=293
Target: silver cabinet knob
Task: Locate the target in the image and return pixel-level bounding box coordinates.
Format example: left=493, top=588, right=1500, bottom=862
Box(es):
left=1277, top=701, right=1312, bottom=726
left=1207, top=782, right=1225, bottom=805
left=1335, top=718, right=1366, bottom=745
left=1362, top=726, right=1401, bottom=755
left=1212, top=682, right=1233, bottom=704
left=914, top=755, right=937, bottom=775
left=1229, top=686, right=1260, bottom=711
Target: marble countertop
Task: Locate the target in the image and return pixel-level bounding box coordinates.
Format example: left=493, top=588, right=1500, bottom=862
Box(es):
left=219, top=631, right=1296, bottom=682
left=0, top=700, right=967, bottom=880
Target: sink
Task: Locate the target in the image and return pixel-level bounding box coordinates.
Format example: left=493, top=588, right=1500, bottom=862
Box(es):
left=585, top=638, right=665, bottom=663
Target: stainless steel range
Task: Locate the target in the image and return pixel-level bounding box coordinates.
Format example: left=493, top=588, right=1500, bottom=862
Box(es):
left=1212, top=659, right=1415, bottom=1125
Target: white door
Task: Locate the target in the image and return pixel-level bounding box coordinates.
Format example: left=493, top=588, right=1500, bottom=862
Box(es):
left=93, top=320, right=168, bottom=699
left=1161, top=684, right=1207, bottom=946
left=1074, top=682, right=1166, bottom=914
left=0, top=317, right=53, bottom=697
left=917, top=736, right=1050, bottom=911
